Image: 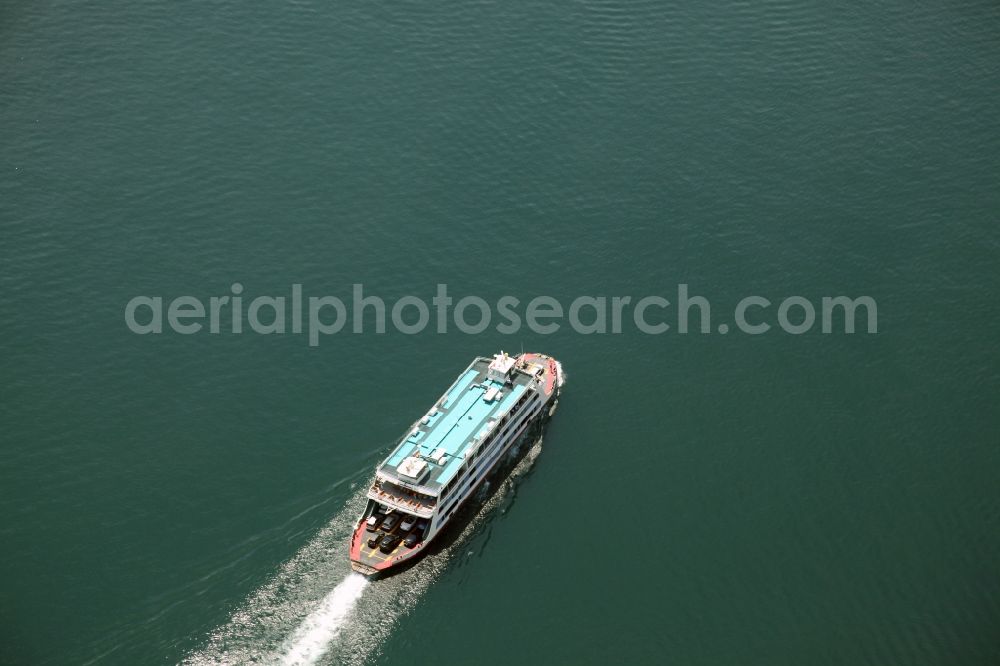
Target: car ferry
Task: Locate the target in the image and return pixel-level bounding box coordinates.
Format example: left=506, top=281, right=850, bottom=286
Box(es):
left=350, top=352, right=563, bottom=576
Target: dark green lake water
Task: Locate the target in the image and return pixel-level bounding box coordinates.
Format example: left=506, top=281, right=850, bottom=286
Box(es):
left=2, top=1, right=999, bottom=664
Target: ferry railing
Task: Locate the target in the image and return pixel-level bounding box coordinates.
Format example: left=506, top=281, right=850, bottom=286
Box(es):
left=368, top=485, right=436, bottom=517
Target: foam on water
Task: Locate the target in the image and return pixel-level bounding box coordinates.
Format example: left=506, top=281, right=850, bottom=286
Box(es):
left=185, top=437, right=546, bottom=665
left=182, top=482, right=370, bottom=665
left=279, top=573, right=369, bottom=665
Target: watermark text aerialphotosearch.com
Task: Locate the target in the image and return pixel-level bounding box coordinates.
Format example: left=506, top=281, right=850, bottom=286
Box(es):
left=124, top=283, right=878, bottom=346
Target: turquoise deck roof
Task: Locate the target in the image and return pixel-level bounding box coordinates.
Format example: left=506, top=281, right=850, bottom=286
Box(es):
left=379, top=357, right=531, bottom=492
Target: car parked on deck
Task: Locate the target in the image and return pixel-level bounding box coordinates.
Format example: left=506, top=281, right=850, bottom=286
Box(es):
left=379, top=533, right=402, bottom=553
left=380, top=513, right=401, bottom=532
left=366, top=512, right=385, bottom=532
left=400, top=514, right=417, bottom=532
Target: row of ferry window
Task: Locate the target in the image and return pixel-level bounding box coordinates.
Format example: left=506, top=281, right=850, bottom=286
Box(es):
left=438, top=391, right=540, bottom=514
left=444, top=396, right=539, bottom=519
left=439, top=390, right=535, bottom=499
left=441, top=396, right=541, bottom=524
left=440, top=417, right=515, bottom=523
